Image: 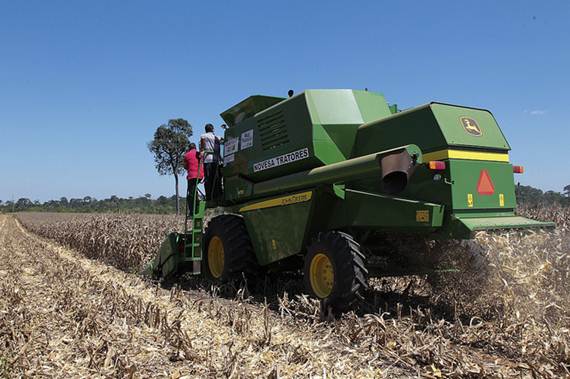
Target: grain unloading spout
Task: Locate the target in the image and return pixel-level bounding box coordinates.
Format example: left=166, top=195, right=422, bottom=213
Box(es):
left=380, top=149, right=417, bottom=194
left=251, top=145, right=422, bottom=198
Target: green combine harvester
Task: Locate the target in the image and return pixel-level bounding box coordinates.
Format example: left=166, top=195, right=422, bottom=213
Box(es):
left=148, top=89, right=553, bottom=311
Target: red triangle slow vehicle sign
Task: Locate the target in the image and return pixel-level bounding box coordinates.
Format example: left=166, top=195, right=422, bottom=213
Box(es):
left=477, top=169, right=495, bottom=195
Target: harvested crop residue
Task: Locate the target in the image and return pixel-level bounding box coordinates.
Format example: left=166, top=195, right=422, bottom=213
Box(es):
left=1, top=215, right=405, bottom=377
left=8, top=206, right=570, bottom=378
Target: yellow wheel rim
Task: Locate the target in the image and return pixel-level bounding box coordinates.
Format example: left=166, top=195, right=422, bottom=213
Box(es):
left=309, top=252, right=334, bottom=298
left=208, top=236, right=224, bottom=278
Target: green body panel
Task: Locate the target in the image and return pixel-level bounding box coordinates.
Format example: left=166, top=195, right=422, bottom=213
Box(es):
left=221, top=89, right=393, bottom=203
left=221, top=95, right=284, bottom=126
left=430, top=104, right=510, bottom=151
left=355, top=105, right=441, bottom=156
left=440, top=215, right=555, bottom=239
left=156, top=232, right=180, bottom=279
left=327, top=189, right=445, bottom=231
left=458, top=215, right=553, bottom=230
left=236, top=184, right=447, bottom=267
left=240, top=191, right=314, bottom=266
left=394, top=164, right=451, bottom=206
left=222, top=93, right=318, bottom=185
left=354, top=102, right=510, bottom=157
left=448, top=160, right=516, bottom=211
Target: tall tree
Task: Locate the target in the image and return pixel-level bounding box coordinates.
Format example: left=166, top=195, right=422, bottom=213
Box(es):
left=16, top=198, right=32, bottom=210
left=148, top=118, right=192, bottom=215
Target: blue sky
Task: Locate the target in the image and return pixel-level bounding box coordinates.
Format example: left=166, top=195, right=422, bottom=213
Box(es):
left=0, top=0, right=568, bottom=201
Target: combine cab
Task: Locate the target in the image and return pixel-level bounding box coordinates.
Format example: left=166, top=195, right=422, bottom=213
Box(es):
left=147, top=89, right=553, bottom=311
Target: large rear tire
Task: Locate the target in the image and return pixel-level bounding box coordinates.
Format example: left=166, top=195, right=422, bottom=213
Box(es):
left=304, top=231, right=368, bottom=312
left=203, top=215, right=259, bottom=286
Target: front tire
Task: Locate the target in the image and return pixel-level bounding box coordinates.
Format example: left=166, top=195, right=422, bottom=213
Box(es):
left=304, top=231, right=368, bottom=312
left=203, top=215, right=259, bottom=286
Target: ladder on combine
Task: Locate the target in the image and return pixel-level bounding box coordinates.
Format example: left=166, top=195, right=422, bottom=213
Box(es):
left=148, top=154, right=216, bottom=281
left=184, top=177, right=205, bottom=275
left=184, top=149, right=214, bottom=276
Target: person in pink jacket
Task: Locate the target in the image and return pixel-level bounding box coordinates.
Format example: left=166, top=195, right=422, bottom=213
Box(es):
left=183, top=143, right=204, bottom=216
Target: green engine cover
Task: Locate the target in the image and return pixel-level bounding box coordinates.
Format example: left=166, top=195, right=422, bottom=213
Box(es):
left=221, top=90, right=393, bottom=203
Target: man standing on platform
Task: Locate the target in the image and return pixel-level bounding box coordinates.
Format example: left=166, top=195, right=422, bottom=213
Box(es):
left=200, top=123, right=221, bottom=201
left=183, top=142, right=203, bottom=216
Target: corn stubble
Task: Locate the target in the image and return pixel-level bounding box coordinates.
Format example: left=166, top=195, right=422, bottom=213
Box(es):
left=5, top=206, right=569, bottom=378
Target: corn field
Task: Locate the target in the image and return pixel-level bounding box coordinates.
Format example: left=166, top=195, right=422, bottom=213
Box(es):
left=0, top=206, right=568, bottom=378
left=14, top=213, right=183, bottom=273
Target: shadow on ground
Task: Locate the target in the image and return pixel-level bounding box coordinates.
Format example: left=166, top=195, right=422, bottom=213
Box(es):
left=162, top=272, right=461, bottom=323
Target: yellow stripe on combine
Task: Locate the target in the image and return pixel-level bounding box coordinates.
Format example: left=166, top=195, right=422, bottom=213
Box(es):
left=239, top=191, right=313, bottom=212
left=423, top=149, right=509, bottom=162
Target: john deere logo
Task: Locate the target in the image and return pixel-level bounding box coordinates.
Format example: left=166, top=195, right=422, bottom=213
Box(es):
left=460, top=117, right=482, bottom=136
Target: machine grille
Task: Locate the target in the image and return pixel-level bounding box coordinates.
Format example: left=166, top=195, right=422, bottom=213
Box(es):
left=257, top=111, right=289, bottom=150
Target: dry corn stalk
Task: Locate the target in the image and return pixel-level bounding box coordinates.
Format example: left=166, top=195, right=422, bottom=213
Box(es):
left=9, top=205, right=570, bottom=378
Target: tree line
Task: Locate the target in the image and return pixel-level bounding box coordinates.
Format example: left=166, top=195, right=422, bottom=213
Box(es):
left=1, top=184, right=568, bottom=214
left=0, top=194, right=186, bottom=214
left=515, top=184, right=570, bottom=207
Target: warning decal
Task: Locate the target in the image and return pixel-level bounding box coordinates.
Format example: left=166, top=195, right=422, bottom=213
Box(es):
left=253, top=148, right=310, bottom=173
left=477, top=169, right=495, bottom=195
left=416, top=210, right=430, bottom=223
left=225, top=137, right=239, bottom=155
left=224, top=153, right=235, bottom=164
left=240, top=129, right=254, bottom=150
